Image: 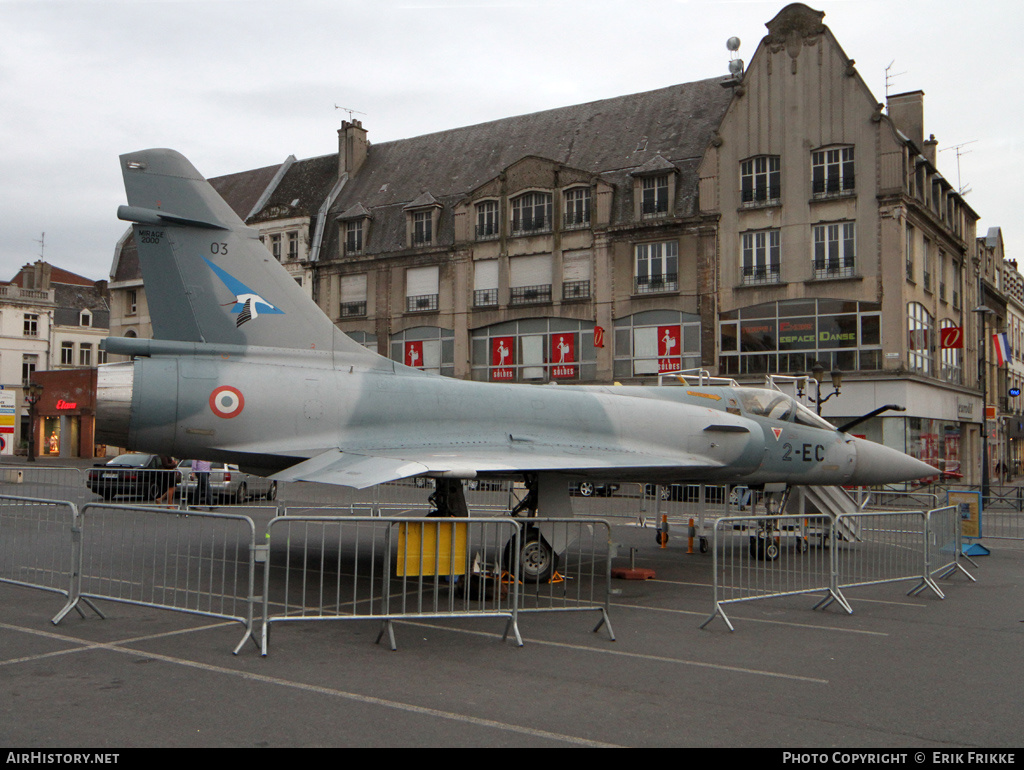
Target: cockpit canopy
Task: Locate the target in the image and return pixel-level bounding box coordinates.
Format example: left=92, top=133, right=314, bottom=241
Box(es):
left=732, top=388, right=836, bottom=431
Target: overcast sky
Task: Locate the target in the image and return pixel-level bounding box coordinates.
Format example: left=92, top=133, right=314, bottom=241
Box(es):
left=1, top=0, right=1020, bottom=282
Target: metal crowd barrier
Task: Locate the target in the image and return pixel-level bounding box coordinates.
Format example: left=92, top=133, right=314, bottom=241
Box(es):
left=261, top=516, right=523, bottom=654
left=701, top=506, right=976, bottom=631
left=53, top=503, right=260, bottom=653
left=514, top=518, right=615, bottom=642
left=0, top=494, right=83, bottom=607
left=0, top=466, right=85, bottom=502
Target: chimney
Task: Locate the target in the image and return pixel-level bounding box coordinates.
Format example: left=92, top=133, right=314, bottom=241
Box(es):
left=923, top=134, right=938, bottom=166
left=338, top=119, right=368, bottom=178
left=887, top=90, right=925, bottom=151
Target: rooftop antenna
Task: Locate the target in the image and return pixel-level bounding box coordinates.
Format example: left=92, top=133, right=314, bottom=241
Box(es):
left=940, top=140, right=977, bottom=196
left=334, top=105, right=367, bottom=122
left=34, top=232, right=45, bottom=260
left=884, top=60, right=907, bottom=101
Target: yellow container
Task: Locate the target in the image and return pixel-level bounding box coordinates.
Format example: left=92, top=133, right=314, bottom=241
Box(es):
left=396, top=521, right=468, bottom=577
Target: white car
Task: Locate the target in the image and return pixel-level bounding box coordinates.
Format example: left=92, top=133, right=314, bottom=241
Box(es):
left=176, top=460, right=277, bottom=503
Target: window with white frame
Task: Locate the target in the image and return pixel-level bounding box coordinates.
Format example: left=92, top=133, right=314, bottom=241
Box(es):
left=80, top=310, right=92, bottom=327
left=509, top=254, right=552, bottom=305
left=127, top=290, right=137, bottom=315
left=79, top=344, right=92, bottom=367
left=22, top=355, right=36, bottom=387
left=812, top=146, right=855, bottom=197
left=473, top=259, right=499, bottom=307
left=61, top=342, right=74, bottom=366
left=812, top=222, right=856, bottom=279
left=907, top=302, right=934, bottom=375
left=563, top=187, right=591, bottom=228
left=406, top=265, right=439, bottom=312
left=741, top=156, right=780, bottom=205
left=340, top=274, right=368, bottom=317
left=741, top=229, right=781, bottom=285
left=345, top=220, right=364, bottom=255
left=640, top=175, right=669, bottom=218
left=634, top=241, right=678, bottom=294
left=287, top=231, right=299, bottom=261
left=476, top=200, right=500, bottom=240
left=613, top=310, right=701, bottom=379
left=23, top=314, right=38, bottom=337
left=562, top=251, right=592, bottom=300
left=270, top=233, right=282, bottom=261
left=412, top=210, right=433, bottom=246
left=511, top=192, right=552, bottom=235
left=951, top=259, right=962, bottom=308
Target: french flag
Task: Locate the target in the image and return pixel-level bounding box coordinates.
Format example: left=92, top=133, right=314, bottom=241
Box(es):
left=993, top=332, right=1012, bottom=366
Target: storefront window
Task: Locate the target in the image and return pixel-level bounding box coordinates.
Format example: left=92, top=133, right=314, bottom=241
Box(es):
left=719, top=299, right=882, bottom=375
left=613, top=310, right=700, bottom=379
left=390, top=327, right=455, bottom=377
left=471, top=318, right=596, bottom=383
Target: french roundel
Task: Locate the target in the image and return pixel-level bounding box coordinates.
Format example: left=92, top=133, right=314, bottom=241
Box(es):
left=209, top=386, right=245, bottom=418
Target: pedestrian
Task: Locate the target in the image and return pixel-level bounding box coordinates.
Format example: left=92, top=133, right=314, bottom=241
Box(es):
left=193, top=458, right=212, bottom=507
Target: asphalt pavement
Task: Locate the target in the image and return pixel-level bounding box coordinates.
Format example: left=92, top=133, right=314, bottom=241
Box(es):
left=1, top=456, right=1022, bottom=750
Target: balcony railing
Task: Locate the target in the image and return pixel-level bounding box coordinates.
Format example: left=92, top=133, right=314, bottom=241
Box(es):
left=474, top=289, right=498, bottom=308
left=340, top=301, right=366, bottom=318
left=634, top=273, right=678, bottom=294
left=475, top=223, right=499, bottom=241
left=562, top=280, right=591, bottom=300
left=510, top=216, right=551, bottom=236
left=812, top=259, right=856, bottom=280
left=406, top=294, right=439, bottom=312
left=740, top=186, right=781, bottom=206
left=741, top=265, right=781, bottom=286
left=812, top=176, right=856, bottom=199
left=509, top=285, right=551, bottom=305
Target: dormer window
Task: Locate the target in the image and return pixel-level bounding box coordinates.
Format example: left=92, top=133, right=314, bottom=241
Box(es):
left=405, top=192, right=441, bottom=248
left=563, top=187, right=591, bottom=229
left=346, top=220, right=364, bottom=254
left=476, top=200, right=500, bottom=240
left=511, top=192, right=552, bottom=235
left=641, top=175, right=669, bottom=218
left=80, top=310, right=92, bottom=327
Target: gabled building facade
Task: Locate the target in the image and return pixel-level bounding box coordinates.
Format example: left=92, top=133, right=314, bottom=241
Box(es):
left=699, top=3, right=981, bottom=476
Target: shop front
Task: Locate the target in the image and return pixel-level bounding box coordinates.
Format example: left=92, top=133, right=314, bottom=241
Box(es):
left=30, top=369, right=100, bottom=459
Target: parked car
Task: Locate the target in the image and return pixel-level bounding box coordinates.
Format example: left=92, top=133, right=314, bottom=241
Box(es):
left=87, top=453, right=178, bottom=501
left=570, top=481, right=620, bottom=497
left=175, top=460, right=277, bottom=503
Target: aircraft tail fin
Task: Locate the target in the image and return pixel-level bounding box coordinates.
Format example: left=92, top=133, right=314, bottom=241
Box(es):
left=117, top=148, right=379, bottom=361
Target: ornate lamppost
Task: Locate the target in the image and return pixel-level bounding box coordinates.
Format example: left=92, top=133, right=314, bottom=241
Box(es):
left=806, top=361, right=843, bottom=416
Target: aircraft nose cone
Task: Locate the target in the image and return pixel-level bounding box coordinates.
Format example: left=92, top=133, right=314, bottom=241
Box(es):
left=848, top=436, right=938, bottom=485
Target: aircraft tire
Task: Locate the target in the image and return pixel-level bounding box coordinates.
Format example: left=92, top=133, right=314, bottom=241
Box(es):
left=264, top=482, right=278, bottom=501
left=507, top=529, right=558, bottom=583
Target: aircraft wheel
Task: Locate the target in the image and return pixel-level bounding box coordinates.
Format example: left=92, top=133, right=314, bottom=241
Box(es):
left=796, top=538, right=809, bottom=554
left=699, top=537, right=709, bottom=554
left=508, top=530, right=558, bottom=583
left=234, top=482, right=247, bottom=504
left=264, top=481, right=278, bottom=501
left=750, top=535, right=780, bottom=561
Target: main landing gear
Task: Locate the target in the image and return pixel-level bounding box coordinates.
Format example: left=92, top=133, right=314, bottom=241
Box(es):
left=505, top=474, right=559, bottom=583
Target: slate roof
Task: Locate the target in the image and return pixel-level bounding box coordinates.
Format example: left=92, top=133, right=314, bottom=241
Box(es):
left=322, top=77, right=733, bottom=258
left=111, top=76, right=734, bottom=275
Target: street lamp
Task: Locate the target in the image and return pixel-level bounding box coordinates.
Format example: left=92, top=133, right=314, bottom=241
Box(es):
left=25, top=382, right=43, bottom=463
left=807, top=361, right=843, bottom=415
left=974, top=304, right=996, bottom=502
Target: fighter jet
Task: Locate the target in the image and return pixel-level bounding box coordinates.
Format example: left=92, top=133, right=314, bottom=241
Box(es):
left=98, top=149, right=935, bottom=570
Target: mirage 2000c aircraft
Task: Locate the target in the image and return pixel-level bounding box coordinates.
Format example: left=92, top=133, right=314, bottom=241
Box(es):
left=96, top=149, right=935, bottom=574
